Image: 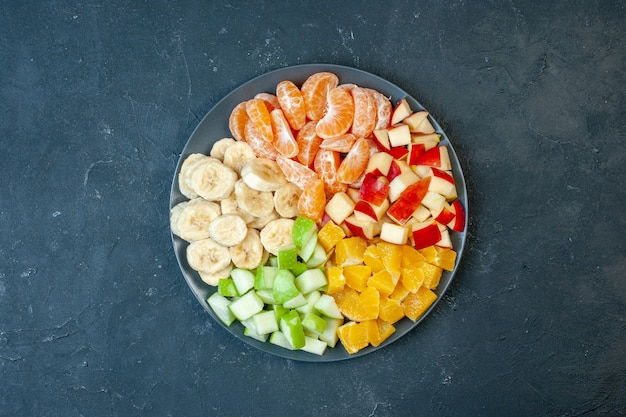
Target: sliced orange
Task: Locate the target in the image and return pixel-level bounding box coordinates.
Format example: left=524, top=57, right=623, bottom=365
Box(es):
left=275, top=156, right=318, bottom=190
left=296, top=121, right=323, bottom=168
left=363, top=320, right=380, bottom=346
left=363, top=244, right=385, bottom=273
left=334, top=236, right=367, bottom=267
left=351, top=87, right=376, bottom=138
left=319, top=133, right=357, bottom=153
left=421, top=246, right=457, bottom=271
left=317, top=220, right=346, bottom=252
left=356, top=286, right=380, bottom=321
left=365, top=88, right=392, bottom=130
left=244, top=119, right=279, bottom=160
left=389, top=281, right=410, bottom=302
left=228, top=101, right=249, bottom=142
left=336, top=137, right=370, bottom=184
left=314, top=148, right=347, bottom=196
left=301, top=72, right=339, bottom=121
left=333, top=287, right=361, bottom=321
left=343, top=265, right=372, bottom=292
left=400, top=266, right=425, bottom=293
left=315, top=88, right=355, bottom=140
left=370, top=319, right=395, bottom=347
left=270, top=108, right=298, bottom=158
left=421, top=263, right=443, bottom=290
left=379, top=297, right=405, bottom=324
left=376, top=241, right=402, bottom=279
left=276, top=80, right=306, bottom=130
left=367, top=269, right=398, bottom=295
left=337, top=321, right=369, bottom=354
left=297, top=178, right=326, bottom=223
left=402, top=245, right=427, bottom=268
left=245, top=98, right=273, bottom=142
left=254, top=92, right=280, bottom=111
left=325, top=265, right=345, bottom=294
left=403, top=287, right=437, bottom=322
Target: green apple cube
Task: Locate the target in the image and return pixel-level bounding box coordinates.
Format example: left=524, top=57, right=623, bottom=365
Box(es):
left=296, top=290, right=322, bottom=315
left=269, top=331, right=293, bottom=350
left=207, top=293, right=236, bottom=326
left=228, top=290, right=264, bottom=321
left=302, top=312, right=327, bottom=335
left=252, top=310, right=279, bottom=335
left=268, top=256, right=278, bottom=267
left=305, top=243, right=328, bottom=268
left=279, top=310, right=306, bottom=349
left=290, top=261, right=309, bottom=277
left=255, top=289, right=276, bottom=304
left=314, top=294, right=343, bottom=319
left=301, top=336, right=328, bottom=356
left=319, top=318, right=343, bottom=347
left=272, top=304, right=290, bottom=321
left=295, top=268, right=327, bottom=294
left=282, top=293, right=307, bottom=309
left=298, top=232, right=318, bottom=262
left=244, top=326, right=268, bottom=342
left=277, top=247, right=298, bottom=270
left=230, top=268, right=255, bottom=295
left=292, top=216, right=317, bottom=249
left=272, top=270, right=299, bottom=304
left=255, top=266, right=279, bottom=290
left=217, top=278, right=240, bottom=297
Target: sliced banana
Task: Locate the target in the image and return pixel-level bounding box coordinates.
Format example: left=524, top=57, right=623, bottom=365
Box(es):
left=273, top=182, right=302, bottom=218
left=183, top=155, right=220, bottom=191
left=186, top=238, right=232, bottom=274
left=223, top=141, right=256, bottom=174
left=178, top=153, right=205, bottom=199
left=230, top=228, right=264, bottom=270
left=190, top=159, right=238, bottom=201
left=170, top=201, right=189, bottom=237
left=220, top=195, right=256, bottom=224
left=234, top=179, right=275, bottom=218
left=208, top=214, right=248, bottom=247
left=247, top=209, right=280, bottom=230
left=209, top=138, right=236, bottom=161
left=198, top=263, right=233, bottom=286
left=240, top=158, right=287, bottom=192
left=176, top=198, right=222, bottom=242
left=260, top=218, right=295, bottom=255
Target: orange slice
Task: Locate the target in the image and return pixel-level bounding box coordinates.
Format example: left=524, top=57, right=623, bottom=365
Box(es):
left=254, top=92, right=280, bottom=112
left=325, top=265, right=345, bottom=294
left=317, top=220, right=346, bottom=252
left=244, top=119, right=279, bottom=160
left=400, top=267, right=424, bottom=293
left=314, top=148, right=347, bottom=196
left=402, top=245, right=427, bottom=268
left=334, top=236, right=367, bottom=267
left=337, top=321, right=369, bottom=354
left=343, top=265, right=372, bottom=292
left=245, top=98, right=273, bottom=142
left=351, top=87, right=376, bottom=138
left=296, top=120, right=323, bottom=168
left=301, top=72, right=339, bottom=121
left=297, top=178, right=326, bottom=223
left=379, top=297, right=405, bottom=324
left=336, top=137, right=370, bottom=184
left=367, top=269, right=397, bottom=295
left=365, top=88, right=392, bottom=130
left=376, top=241, right=402, bottom=279
left=315, top=88, right=354, bottom=140
left=370, top=319, right=395, bottom=347
left=228, top=101, right=249, bottom=142
left=403, top=287, right=437, bottom=322
left=275, top=156, right=318, bottom=190
left=319, top=133, right=357, bottom=153
left=276, top=80, right=306, bottom=130
left=270, top=108, right=298, bottom=158
left=363, top=244, right=385, bottom=273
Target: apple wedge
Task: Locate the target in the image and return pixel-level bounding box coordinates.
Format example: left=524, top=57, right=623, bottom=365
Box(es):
left=324, top=192, right=355, bottom=225
left=391, top=98, right=412, bottom=125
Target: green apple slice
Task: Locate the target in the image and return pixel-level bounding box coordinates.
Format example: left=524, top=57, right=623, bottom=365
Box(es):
left=301, top=335, right=328, bottom=355
left=279, top=310, right=305, bottom=349
left=272, top=270, right=299, bottom=304
left=314, top=294, right=343, bottom=319
left=252, top=310, right=279, bottom=335
left=302, top=312, right=327, bottom=335
left=292, top=216, right=317, bottom=249
left=305, top=243, right=328, bottom=268
left=228, top=291, right=264, bottom=321
left=295, top=268, right=327, bottom=295
left=207, top=293, right=236, bottom=326
left=230, top=268, right=255, bottom=295
left=217, top=278, right=240, bottom=297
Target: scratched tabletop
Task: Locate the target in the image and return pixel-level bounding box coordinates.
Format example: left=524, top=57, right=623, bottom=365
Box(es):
left=1, top=1, right=625, bottom=416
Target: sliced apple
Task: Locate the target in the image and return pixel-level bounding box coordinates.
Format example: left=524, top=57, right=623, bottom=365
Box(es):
left=344, top=215, right=380, bottom=240
left=408, top=143, right=426, bottom=166
left=388, top=171, right=420, bottom=202
left=411, top=116, right=435, bottom=134
left=429, top=168, right=457, bottom=200
left=353, top=199, right=389, bottom=222
left=387, top=123, right=412, bottom=147
left=386, top=160, right=402, bottom=182
left=411, top=133, right=440, bottom=149
left=386, top=145, right=409, bottom=160
left=420, top=190, right=446, bottom=212
left=391, top=98, right=412, bottom=125
left=447, top=200, right=466, bottom=233
left=402, top=111, right=429, bottom=132
left=399, top=177, right=431, bottom=204
left=386, top=197, right=420, bottom=225
left=365, top=152, right=394, bottom=176
left=432, top=201, right=456, bottom=225
left=380, top=222, right=409, bottom=245
left=415, top=145, right=452, bottom=171
left=358, top=173, right=390, bottom=206
left=324, top=191, right=355, bottom=225
left=372, top=129, right=391, bottom=151
left=345, top=186, right=360, bottom=203
left=436, top=228, right=453, bottom=248
left=412, top=205, right=432, bottom=222
left=411, top=221, right=442, bottom=250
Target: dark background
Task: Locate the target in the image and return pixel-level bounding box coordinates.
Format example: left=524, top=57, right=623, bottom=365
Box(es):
left=1, top=1, right=624, bottom=416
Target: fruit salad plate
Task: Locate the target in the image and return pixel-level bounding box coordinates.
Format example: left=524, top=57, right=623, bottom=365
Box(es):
left=170, top=63, right=468, bottom=362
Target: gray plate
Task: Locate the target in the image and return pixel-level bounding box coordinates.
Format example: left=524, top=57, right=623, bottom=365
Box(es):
left=170, top=64, right=468, bottom=362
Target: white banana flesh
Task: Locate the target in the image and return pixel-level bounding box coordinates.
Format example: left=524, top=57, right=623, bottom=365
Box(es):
left=190, top=159, right=238, bottom=201
left=209, top=137, right=236, bottom=161
left=240, top=158, right=287, bottom=192
left=234, top=179, right=275, bottom=218
left=259, top=218, right=295, bottom=256
left=178, top=153, right=205, bottom=199
left=175, top=198, right=222, bottom=242
left=186, top=238, right=232, bottom=274
left=208, top=214, right=248, bottom=247
left=229, top=228, right=265, bottom=270
left=223, top=141, right=256, bottom=174
left=273, top=182, right=301, bottom=218
left=198, top=264, right=233, bottom=286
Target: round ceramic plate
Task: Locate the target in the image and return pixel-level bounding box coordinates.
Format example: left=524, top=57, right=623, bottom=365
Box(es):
left=170, top=64, right=468, bottom=362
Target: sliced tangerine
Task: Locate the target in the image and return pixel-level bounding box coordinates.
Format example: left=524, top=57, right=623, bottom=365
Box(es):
left=370, top=319, right=396, bottom=347
left=351, top=87, right=376, bottom=138
left=317, top=220, right=346, bottom=252
left=244, top=119, right=279, bottom=160
left=319, top=133, right=357, bottom=153
left=314, top=148, right=347, bottom=196
left=402, top=287, right=437, bottom=322
left=297, top=178, right=326, bottom=223
left=336, top=321, right=369, bottom=354
left=228, top=101, right=249, bottom=142
left=275, top=156, right=318, bottom=190
left=315, top=88, right=354, bottom=140
left=301, top=72, right=339, bottom=121
left=365, top=88, right=392, bottom=130
left=376, top=241, right=402, bottom=279
left=245, top=98, right=273, bottom=142
left=334, top=236, right=367, bottom=267
left=336, top=137, right=370, bottom=184
left=276, top=80, right=306, bottom=130
left=296, top=120, right=323, bottom=168
left=254, top=92, right=280, bottom=112
left=270, top=108, right=298, bottom=158
left=379, top=297, right=405, bottom=324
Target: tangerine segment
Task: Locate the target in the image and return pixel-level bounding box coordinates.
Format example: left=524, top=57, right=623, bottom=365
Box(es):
left=228, top=101, right=249, bottom=142
left=376, top=242, right=402, bottom=279
left=366, top=88, right=392, bottom=130
left=319, top=133, right=357, bottom=153
left=325, top=265, right=345, bottom=294
left=246, top=98, right=274, bottom=142
left=363, top=245, right=385, bottom=273
left=314, top=148, right=347, bottom=196
left=337, top=321, right=369, bottom=354
left=402, top=245, right=427, bottom=268
left=400, top=267, right=425, bottom=293
left=334, top=236, right=367, bottom=267
left=276, top=80, right=306, bottom=130
left=275, top=156, right=318, bottom=190
left=315, top=88, right=355, bottom=140
left=343, top=265, right=372, bottom=292
left=317, top=220, right=346, bottom=252
left=296, top=121, right=322, bottom=168
left=297, top=178, right=326, bottom=223
left=379, top=297, right=405, bottom=324
left=301, top=72, right=339, bottom=121
left=336, top=137, right=370, bottom=184
left=367, top=269, right=398, bottom=295
left=244, top=119, right=279, bottom=160
left=254, top=92, right=280, bottom=111
left=370, top=319, right=396, bottom=347
left=270, top=108, right=298, bottom=158
left=403, top=287, right=437, bottom=322
left=351, top=87, right=377, bottom=138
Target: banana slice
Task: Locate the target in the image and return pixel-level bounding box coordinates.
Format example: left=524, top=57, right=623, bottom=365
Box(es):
left=190, top=159, right=238, bottom=201
left=260, top=218, right=295, bottom=255
left=176, top=198, right=222, bottom=242
left=240, top=158, right=288, bottom=192
left=198, top=263, right=233, bottom=286
left=230, top=228, right=264, bottom=270
left=186, top=238, right=232, bottom=274
left=220, top=195, right=256, bottom=224
left=273, top=182, right=302, bottom=218
left=183, top=155, right=220, bottom=191
left=223, top=141, right=256, bottom=174
left=170, top=201, right=189, bottom=237
left=234, top=179, right=275, bottom=218
left=178, top=153, right=205, bottom=199
left=247, top=209, right=279, bottom=230
left=210, top=138, right=236, bottom=162
left=208, top=214, right=248, bottom=247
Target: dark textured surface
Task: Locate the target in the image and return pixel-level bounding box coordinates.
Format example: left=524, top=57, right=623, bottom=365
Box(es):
left=1, top=1, right=624, bottom=416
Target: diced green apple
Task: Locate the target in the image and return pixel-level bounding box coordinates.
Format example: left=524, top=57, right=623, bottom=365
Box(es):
left=269, top=331, right=293, bottom=350
left=301, top=336, right=328, bottom=356
left=207, top=293, right=236, bottom=326
left=217, top=278, right=240, bottom=297
left=301, top=312, right=327, bottom=335
left=272, top=270, right=299, bottom=304
left=314, top=294, right=343, bottom=319
left=318, top=318, right=343, bottom=347
left=292, top=216, right=317, bottom=249
left=255, top=289, right=277, bottom=304
left=279, top=310, right=306, bottom=349
left=305, top=243, right=328, bottom=268
left=295, top=268, right=327, bottom=294
left=254, top=265, right=279, bottom=290
left=230, top=268, right=255, bottom=295
left=252, top=310, right=279, bottom=335
left=228, top=291, right=264, bottom=321
left=295, top=290, right=322, bottom=314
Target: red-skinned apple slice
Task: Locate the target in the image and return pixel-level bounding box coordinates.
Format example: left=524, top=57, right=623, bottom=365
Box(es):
left=358, top=173, right=390, bottom=206
left=380, top=222, right=409, bottom=245
left=411, top=133, right=440, bottom=148
left=408, top=143, right=426, bottom=166
left=343, top=215, right=380, bottom=240
left=324, top=191, right=355, bottom=225
left=387, top=197, right=420, bottom=225
left=400, top=177, right=431, bottom=203
left=412, top=205, right=432, bottom=222
left=387, top=123, right=412, bottom=147
left=403, top=111, right=429, bottom=132
left=365, top=152, right=394, bottom=176
left=421, top=190, right=446, bottom=212
left=415, top=145, right=452, bottom=171
left=447, top=200, right=466, bottom=232
left=429, top=168, right=457, bottom=200
left=372, top=129, right=391, bottom=151
left=433, top=202, right=456, bottom=225
left=436, top=228, right=453, bottom=248
left=411, top=221, right=442, bottom=250
left=387, top=145, right=409, bottom=160
left=353, top=199, right=389, bottom=222
left=388, top=171, right=420, bottom=202
left=391, top=98, right=412, bottom=125
left=386, top=160, right=402, bottom=182
left=411, top=116, right=435, bottom=134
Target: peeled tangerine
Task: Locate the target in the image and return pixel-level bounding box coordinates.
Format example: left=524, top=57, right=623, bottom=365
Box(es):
left=329, top=236, right=452, bottom=354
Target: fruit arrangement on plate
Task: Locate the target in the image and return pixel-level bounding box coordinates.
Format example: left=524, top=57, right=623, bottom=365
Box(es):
left=170, top=66, right=467, bottom=359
